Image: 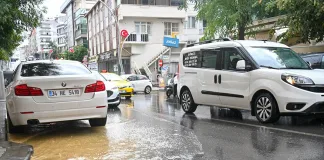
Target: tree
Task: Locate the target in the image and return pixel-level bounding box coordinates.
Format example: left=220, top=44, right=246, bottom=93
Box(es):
left=0, top=0, right=46, bottom=60
left=272, top=0, right=324, bottom=43
left=181, top=0, right=284, bottom=40
left=48, top=41, right=58, bottom=59
left=60, top=46, right=88, bottom=62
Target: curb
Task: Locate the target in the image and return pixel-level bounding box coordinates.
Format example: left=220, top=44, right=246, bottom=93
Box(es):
left=0, top=141, right=33, bottom=160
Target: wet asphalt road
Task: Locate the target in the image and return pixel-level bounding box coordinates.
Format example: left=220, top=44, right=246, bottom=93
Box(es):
left=8, top=91, right=324, bottom=160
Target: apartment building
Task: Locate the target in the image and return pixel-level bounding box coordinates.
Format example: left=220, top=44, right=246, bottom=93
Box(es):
left=86, top=0, right=205, bottom=78
left=60, top=0, right=97, bottom=49
left=34, top=18, right=60, bottom=59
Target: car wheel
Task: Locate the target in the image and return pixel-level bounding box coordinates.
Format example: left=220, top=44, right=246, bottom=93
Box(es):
left=181, top=89, right=197, bottom=113
left=144, top=86, right=152, bottom=94
left=89, top=116, right=107, bottom=127
left=7, top=112, right=25, bottom=134
left=166, top=89, right=172, bottom=98
left=254, top=93, right=280, bottom=123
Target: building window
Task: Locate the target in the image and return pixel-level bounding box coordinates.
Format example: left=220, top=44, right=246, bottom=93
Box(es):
left=135, top=22, right=151, bottom=34
left=187, top=17, right=196, bottom=29
left=164, top=22, right=179, bottom=35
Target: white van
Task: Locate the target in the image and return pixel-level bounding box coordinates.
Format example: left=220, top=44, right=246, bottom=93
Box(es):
left=178, top=38, right=324, bottom=123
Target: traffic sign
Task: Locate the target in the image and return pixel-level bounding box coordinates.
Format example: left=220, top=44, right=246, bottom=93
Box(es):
left=158, top=59, right=163, bottom=67
left=121, top=30, right=129, bottom=38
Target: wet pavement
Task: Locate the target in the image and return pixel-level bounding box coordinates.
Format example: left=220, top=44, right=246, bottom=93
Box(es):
left=8, top=91, right=324, bottom=160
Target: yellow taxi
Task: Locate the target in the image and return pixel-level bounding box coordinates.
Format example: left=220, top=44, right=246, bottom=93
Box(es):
left=100, top=72, right=134, bottom=99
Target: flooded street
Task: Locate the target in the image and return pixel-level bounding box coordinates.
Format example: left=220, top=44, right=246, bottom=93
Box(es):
left=8, top=92, right=324, bottom=160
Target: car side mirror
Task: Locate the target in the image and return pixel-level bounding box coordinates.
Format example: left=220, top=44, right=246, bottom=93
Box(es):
left=236, top=60, right=246, bottom=70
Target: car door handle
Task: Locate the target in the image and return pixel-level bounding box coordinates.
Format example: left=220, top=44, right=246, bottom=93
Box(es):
left=218, top=75, right=222, bottom=84
left=214, top=75, right=217, bottom=84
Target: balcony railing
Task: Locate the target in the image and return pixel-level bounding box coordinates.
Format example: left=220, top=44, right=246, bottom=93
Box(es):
left=126, top=34, right=149, bottom=42
left=75, top=29, right=87, bottom=38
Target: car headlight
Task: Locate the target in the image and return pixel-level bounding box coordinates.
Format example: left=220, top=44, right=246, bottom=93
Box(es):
left=281, top=74, right=314, bottom=85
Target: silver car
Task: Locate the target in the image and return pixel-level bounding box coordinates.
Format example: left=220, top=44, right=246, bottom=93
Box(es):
left=92, top=71, right=120, bottom=108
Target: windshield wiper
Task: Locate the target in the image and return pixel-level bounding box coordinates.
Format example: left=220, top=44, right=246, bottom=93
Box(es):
left=259, top=65, right=279, bottom=69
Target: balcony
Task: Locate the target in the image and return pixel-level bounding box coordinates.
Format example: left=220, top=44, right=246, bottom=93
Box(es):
left=118, top=4, right=186, bottom=19
left=125, top=34, right=149, bottom=43
left=40, top=34, right=52, bottom=37
left=75, top=29, right=87, bottom=40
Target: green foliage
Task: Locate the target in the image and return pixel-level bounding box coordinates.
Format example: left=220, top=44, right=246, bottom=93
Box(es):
left=48, top=41, right=58, bottom=59
left=59, top=46, right=88, bottom=62
left=0, top=0, right=46, bottom=60
left=181, top=0, right=284, bottom=40
left=273, top=0, right=324, bottom=43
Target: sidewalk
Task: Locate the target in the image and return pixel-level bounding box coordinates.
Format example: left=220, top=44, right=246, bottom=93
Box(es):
left=0, top=104, right=34, bottom=160
left=0, top=71, right=33, bottom=159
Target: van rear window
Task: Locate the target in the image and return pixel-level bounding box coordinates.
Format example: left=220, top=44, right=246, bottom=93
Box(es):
left=20, top=62, right=91, bottom=77
left=183, top=52, right=202, bottom=67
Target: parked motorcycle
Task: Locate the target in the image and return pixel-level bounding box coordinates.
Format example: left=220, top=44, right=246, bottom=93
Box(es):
left=165, top=75, right=178, bottom=98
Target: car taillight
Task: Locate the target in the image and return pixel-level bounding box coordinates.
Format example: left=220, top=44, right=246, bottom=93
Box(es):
left=85, top=81, right=106, bottom=93
left=15, top=84, right=43, bottom=96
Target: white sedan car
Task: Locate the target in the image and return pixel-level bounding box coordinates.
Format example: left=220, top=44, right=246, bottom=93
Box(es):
left=91, top=71, right=120, bottom=108
left=121, top=74, right=153, bottom=94
left=6, top=60, right=108, bottom=133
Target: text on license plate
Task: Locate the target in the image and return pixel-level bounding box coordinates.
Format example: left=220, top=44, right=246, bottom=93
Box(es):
left=48, top=89, right=81, bottom=97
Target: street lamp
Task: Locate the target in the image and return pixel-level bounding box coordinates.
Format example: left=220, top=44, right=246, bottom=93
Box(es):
left=97, top=0, right=124, bottom=75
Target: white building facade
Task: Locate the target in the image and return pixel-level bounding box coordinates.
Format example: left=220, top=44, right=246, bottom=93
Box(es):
left=87, top=0, right=205, bottom=79
left=35, top=18, right=60, bottom=59
left=60, top=0, right=97, bottom=49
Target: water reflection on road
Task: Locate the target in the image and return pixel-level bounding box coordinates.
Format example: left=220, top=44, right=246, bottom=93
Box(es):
left=8, top=92, right=324, bottom=160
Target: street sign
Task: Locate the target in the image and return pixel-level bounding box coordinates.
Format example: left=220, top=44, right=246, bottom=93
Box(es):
left=163, top=37, right=179, bottom=48
left=121, top=30, right=129, bottom=38
left=162, top=55, right=169, bottom=59
left=158, top=59, right=163, bottom=67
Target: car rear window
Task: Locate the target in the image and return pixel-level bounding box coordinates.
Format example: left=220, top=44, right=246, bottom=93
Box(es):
left=20, top=62, right=91, bottom=77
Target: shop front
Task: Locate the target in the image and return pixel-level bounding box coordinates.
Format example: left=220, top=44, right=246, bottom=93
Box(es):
left=98, top=51, right=131, bottom=74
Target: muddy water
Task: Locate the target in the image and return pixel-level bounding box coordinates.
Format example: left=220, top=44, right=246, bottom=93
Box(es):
left=9, top=121, right=111, bottom=160
left=8, top=100, right=203, bottom=160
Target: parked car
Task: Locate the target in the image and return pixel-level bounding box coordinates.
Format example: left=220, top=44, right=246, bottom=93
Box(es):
left=100, top=72, right=134, bottom=100
left=3, top=71, right=14, bottom=87
left=92, top=70, right=121, bottom=108
left=300, top=53, right=324, bottom=69
left=121, top=74, right=153, bottom=94
left=6, top=60, right=108, bottom=133
left=178, top=39, right=324, bottom=123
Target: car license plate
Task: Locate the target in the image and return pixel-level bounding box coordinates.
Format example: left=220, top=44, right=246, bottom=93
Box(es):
left=120, top=90, right=126, bottom=93
left=48, top=89, right=81, bottom=97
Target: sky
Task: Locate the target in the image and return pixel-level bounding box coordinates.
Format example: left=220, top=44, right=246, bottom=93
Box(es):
left=19, top=0, right=65, bottom=48
left=43, top=0, right=66, bottom=18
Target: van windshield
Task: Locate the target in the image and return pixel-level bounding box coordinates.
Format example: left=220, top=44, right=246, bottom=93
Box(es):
left=246, top=47, right=310, bottom=69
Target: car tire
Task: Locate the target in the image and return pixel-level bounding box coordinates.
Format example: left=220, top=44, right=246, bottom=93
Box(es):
left=254, top=93, right=280, bottom=123
left=166, top=89, right=172, bottom=98
left=89, top=116, right=107, bottom=127
left=144, top=86, right=152, bottom=94
left=180, top=89, right=198, bottom=113
left=7, top=112, right=25, bottom=134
